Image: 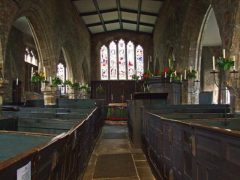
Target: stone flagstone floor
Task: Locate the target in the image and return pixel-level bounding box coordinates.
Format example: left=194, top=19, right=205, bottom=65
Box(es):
left=82, top=124, right=155, bottom=180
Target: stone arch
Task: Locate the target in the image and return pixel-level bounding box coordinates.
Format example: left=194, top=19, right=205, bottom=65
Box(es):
left=182, top=1, right=239, bottom=105
left=61, top=47, right=73, bottom=81
left=196, top=6, right=222, bottom=104
left=12, top=7, right=55, bottom=75
left=179, top=1, right=211, bottom=103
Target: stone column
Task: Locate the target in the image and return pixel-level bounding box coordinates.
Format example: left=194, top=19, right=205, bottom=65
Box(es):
left=0, top=79, right=8, bottom=116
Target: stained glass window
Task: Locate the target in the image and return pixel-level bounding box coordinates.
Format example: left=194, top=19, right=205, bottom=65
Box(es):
left=100, top=40, right=144, bottom=80
left=136, top=45, right=144, bottom=77
left=118, top=39, right=126, bottom=80
left=100, top=45, right=109, bottom=80
left=127, top=41, right=135, bottom=79
left=57, top=63, right=65, bottom=94
left=109, top=41, right=117, bottom=80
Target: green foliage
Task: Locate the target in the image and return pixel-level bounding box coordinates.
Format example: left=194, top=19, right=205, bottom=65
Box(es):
left=132, top=73, right=140, bottom=81
left=80, top=83, right=91, bottom=93
left=216, top=57, right=234, bottom=71
left=64, top=80, right=72, bottom=86
left=52, top=77, right=62, bottom=87
left=31, top=71, right=45, bottom=83
left=72, top=82, right=80, bottom=90
left=96, top=85, right=105, bottom=94
left=187, top=69, right=196, bottom=79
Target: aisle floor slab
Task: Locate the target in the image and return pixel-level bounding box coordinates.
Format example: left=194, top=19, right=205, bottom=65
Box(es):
left=82, top=124, right=155, bottom=180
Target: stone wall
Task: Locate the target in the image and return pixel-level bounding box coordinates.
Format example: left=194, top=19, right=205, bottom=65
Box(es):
left=153, top=0, right=240, bottom=104
left=91, top=31, right=153, bottom=80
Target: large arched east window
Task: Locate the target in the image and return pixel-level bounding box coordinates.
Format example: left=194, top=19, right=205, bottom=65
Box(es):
left=100, top=39, right=144, bottom=80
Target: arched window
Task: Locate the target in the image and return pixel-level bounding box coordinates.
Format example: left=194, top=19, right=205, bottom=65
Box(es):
left=109, top=41, right=117, bottom=80
left=136, top=45, right=144, bottom=77
left=127, top=41, right=135, bottom=79
left=100, top=45, right=108, bottom=80
left=118, top=39, right=126, bottom=80
left=100, top=40, right=144, bottom=80
left=57, top=63, right=66, bottom=94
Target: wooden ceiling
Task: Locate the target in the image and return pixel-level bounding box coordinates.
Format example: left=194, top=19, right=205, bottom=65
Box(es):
left=72, top=0, right=164, bottom=34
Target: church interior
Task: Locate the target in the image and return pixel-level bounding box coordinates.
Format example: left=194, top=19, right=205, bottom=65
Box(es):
left=1, top=0, right=240, bottom=179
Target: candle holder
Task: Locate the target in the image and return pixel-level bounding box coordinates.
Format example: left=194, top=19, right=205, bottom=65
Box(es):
left=210, top=69, right=239, bottom=105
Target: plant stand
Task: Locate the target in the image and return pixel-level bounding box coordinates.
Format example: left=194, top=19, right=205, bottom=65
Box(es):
left=41, top=84, right=57, bottom=107
left=80, top=91, right=90, bottom=99
left=68, top=89, right=79, bottom=99
left=0, top=79, right=8, bottom=112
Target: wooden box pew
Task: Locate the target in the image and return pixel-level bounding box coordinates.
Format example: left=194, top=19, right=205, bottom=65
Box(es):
left=147, top=104, right=231, bottom=114
left=0, top=117, right=18, bottom=131
left=154, top=112, right=233, bottom=120
left=142, top=111, right=240, bottom=180
left=17, top=107, right=94, bottom=114
left=32, top=133, right=68, bottom=180
left=1, top=109, right=91, bottom=134
left=58, top=99, right=96, bottom=109
left=17, top=117, right=84, bottom=134
left=0, top=131, right=54, bottom=179
left=61, top=107, right=104, bottom=180
left=127, top=100, right=230, bottom=147
left=0, top=107, right=104, bottom=180
left=17, top=112, right=89, bottom=120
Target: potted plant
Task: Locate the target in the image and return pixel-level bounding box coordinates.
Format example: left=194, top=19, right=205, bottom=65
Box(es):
left=187, top=69, right=197, bottom=79
left=216, top=57, right=234, bottom=71
left=41, top=76, right=62, bottom=107
left=31, top=71, right=45, bottom=84
left=31, top=71, right=45, bottom=92
left=51, top=77, right=62, bottom=87
left=96, top=84, right=105, bottom=98
left=64, top=80, right=80, bottom=99
left=141, top=70, right=153, bottom=92
left=80, top=83, right=90, bottom=99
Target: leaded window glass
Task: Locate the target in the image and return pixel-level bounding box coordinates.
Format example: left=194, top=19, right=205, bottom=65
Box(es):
left=100, top=40, right=144, bottom=80
left=118, top=39, right=126, bottom=80
left=136, top=45, right=144, bottom=77
left=127, top=41, right=135, bottom=79
left=57, top=63, right=65, bottom=94
left=109, top=41, right=117, bottom=80
left=100, top=45, right=109, bottom=80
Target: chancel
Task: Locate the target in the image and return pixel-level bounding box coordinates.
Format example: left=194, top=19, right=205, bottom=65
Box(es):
left=1, top=0, right=240, bottom=179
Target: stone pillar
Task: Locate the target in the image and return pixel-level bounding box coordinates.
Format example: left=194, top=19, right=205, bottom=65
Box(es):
left=234, top=97, right=240, bottom=113
left=181, top=80, right=188, bottom=104
left=0, top=79, right=8, bottom=116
